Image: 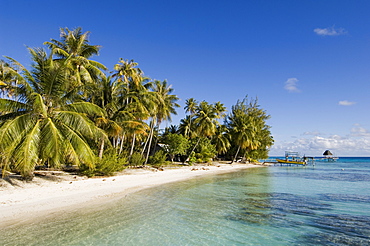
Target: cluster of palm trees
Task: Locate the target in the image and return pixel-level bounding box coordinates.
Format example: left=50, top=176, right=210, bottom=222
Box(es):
left=0, top=27, right=273, bottom=179
left=166, top=97, right=273, bottom=163
left=0, top=28, right=179, bottom=178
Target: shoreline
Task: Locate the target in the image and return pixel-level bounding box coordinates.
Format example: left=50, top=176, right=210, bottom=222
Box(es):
left=0, top=163, right=260, bottom=228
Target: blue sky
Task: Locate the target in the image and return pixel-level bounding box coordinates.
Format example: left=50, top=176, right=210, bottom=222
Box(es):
left=1, top=0, right=370, bottom=156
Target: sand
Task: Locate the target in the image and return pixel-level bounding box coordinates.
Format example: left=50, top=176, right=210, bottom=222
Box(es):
left=0, top=163, right=258, bottom=227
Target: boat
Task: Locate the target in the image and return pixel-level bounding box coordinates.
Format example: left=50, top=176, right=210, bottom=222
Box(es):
left=276, top=151, right=312, bottom=165
left=276, top=158, right=306, bottom=165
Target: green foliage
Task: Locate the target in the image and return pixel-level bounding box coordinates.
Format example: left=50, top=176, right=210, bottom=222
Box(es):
left=130, top=152, right=145, bottom=166
left=80, top=151, right=127, bottom=177
left=95, top=153, right=126, bottom=176
left=192, top=138, right=217, bottom=163
left=148, top=150, right=169, bottom=168
left=187, top=153, right=197, bottom=165
left=162, top=133, right=189, bottom=162
left=225, top=96, right=273, bottom=161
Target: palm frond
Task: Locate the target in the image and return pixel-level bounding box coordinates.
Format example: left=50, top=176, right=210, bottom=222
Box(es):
left=12, top=120, right=41, bottom=176
left=62, top=102, right=106, bottom=117
left=39, top=118, right=64, bottom=168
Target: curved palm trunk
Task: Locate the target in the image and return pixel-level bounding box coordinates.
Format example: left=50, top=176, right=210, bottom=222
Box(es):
left=184, top=137, right=201, bottom=164
left=141, top=132, right=150, bottom=156
left=144, top=120, right=155, bottom=165
left=231, top=146, right=241, bottom=164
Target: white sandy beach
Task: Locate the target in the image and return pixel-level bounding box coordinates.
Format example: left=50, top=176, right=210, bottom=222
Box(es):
left=0, top=163, right=258, bottom=227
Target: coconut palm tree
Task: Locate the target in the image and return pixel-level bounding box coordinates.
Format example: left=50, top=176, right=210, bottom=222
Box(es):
left=44, top=27, right=107, bottom=89
left=212, top=125, right=231, bottom=156
left=178, top=115, right=195, bottom=139
left=226, top=97, right=266, bottom=163
left=184, top=98, right=198, bottom=117
left=214, top=101, right=227, bottom=118
left=184, top=101, right=220, bottom=162
left=144, top=80, right=179, bottom=164
left=0, top=48, right=107, bottom=179
left=0, top=60, right=22, bottom=98
left=193, top=101, right=219, bottom=138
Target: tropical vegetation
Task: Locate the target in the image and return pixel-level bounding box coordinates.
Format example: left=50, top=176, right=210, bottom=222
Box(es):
left=0, top=27, right=274, bottom=179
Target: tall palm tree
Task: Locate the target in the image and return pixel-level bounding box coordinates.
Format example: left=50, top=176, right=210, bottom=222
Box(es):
left=184, top=101, right=219, bottom=162
left=178, top=115, right=195, bottom=139
left=144, top=80, right=179, bottom=164
left=226, top=97, right=262, bottom=163
left=214, top=101, right=227, bottom=118
left=0, top=48, right=107, bottom=179
left=44, top=27, right=107, bottom=90
left=111, top=59, right=154, bottom=160
left=184, top=98, right=198, bottom=117
left=193, top=101, right=219, bottom=138
left=112, top=59, right=148, bottom=103
left=212, top=125, right=231, bottom=156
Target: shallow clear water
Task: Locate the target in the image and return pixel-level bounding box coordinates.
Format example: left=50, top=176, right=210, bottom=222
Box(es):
left=2, top=157, right=370, bottom=245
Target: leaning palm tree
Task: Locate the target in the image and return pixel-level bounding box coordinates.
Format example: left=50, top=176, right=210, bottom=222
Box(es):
left=0, top=48, right=107, bottom=179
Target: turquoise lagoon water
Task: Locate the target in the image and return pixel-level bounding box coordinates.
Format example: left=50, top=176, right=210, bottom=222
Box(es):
left=1, top=157, right=370, bottom=245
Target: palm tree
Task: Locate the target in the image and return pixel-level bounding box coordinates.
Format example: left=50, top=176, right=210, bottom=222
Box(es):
left=44, top=27, right=107, bottom=89
left=0, top=48, right=107, bottom=179
left=144, top=80, right=179, bottom=164
left=194, top=101, right=219, bottom=138
left=184, top=101, right=219, bottom=162
left=0, top=59, right=22, bottom=99
left=212, top=125, right=231, bottom=156
left=214, top=101, right=227, bottom=118
left=184, top=98, right=198, bottom=117
left=226, top=97, right=264, bottom=163
left=178, top=115, right=195, bottom=139
left=87, top=74, right=124, bottom=158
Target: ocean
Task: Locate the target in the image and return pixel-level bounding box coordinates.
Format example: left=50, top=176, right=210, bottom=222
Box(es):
left=1, top=157, right=370, bottom=245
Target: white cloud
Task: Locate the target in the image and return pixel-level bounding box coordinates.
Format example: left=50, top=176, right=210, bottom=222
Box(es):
left=350, top=125, right=370, bottom=137
left=314, top=26, right=347, bottom=36
left=303, top=131, right=321, bottom=136
left=284, top=78, right=300, bottom=93
left=270, top=125, right=370, bottom=156
left=338, top=100, right=356, bottom=106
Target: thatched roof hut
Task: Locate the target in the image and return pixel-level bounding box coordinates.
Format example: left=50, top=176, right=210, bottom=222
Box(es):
left=323, top=150, right=333, bottom=156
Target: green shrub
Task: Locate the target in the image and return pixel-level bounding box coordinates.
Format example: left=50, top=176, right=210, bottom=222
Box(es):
left=80, top=152, right=127, bottom=177
left=95, top=154, right=126, bottom=176
left=130, top=152, right=145, bottom=167
left=148, top=150, right=169, bottom=168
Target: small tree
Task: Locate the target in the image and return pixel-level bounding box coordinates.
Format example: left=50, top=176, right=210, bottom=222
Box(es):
left=163, top=133, right=189, bottom=162
left=194, top=138, right=217, bottom=163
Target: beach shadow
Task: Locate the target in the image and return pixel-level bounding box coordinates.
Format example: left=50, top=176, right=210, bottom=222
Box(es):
left=0, top=174, right=24, bottom=187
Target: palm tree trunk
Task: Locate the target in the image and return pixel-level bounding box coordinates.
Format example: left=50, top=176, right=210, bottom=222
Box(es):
left=129, top=133, right=136, bottom=160
left=184, top=137, right=201, bottom=163
left=141, top=132, right=150, bottom=155
left=119, top=134, right=125, bottom=155
left=144, top=121, right=155, bottom=165
left=98, top=138, right=105, bottom=159
left=231, top=146, right=241, bottom=164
